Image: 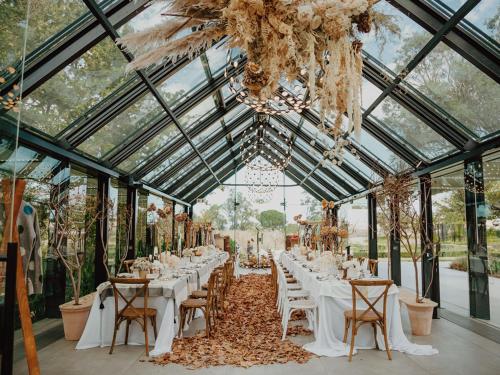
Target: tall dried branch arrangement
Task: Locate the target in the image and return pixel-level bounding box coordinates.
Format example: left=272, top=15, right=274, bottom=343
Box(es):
left=118, top=0, right=400, bottom=146
left=49, top=193, right=100, bottom=305
left=114, top=204, right=134, bottom=275
left=376, top=174, right=440, bottom=303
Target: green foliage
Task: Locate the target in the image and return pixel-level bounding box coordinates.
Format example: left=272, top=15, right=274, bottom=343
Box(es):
left=221, top=189, right=257, bottom=230
left=259, top=209, right=285, bottom=230
left=286, top=223, right=299, bottom=233
left=194, top=203, right=227, bottom=229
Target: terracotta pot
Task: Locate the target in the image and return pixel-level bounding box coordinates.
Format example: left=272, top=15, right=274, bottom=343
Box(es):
left=399, top=291, right=438, bottom=336
left=59, top=292, right=95, bottom=341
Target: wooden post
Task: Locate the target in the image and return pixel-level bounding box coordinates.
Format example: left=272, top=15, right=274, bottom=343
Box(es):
left=1, top=179, right=40, bottom=375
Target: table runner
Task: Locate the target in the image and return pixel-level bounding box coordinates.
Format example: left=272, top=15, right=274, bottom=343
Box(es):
left=279, top=252, right=438, bottom=357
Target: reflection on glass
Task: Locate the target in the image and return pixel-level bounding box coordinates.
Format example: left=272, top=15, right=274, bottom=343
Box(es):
left=77, top=93, right=163, bottom=159
left=16, top=38, right=130, bottom=137
left=0, top=0, right=87, bottom=70
left=464, top=0, right=499, bottom=43
left=483, top=151, right=500, bottom=327
left=371, top=97, right=456, bottom=160
left=179, top=96, right=217, bottom=131
left=405, top=42, right=499, bottom=139
left=339, top=197, right=369, bottom=258
left=157, top=57, right=207, bottom=107
left=432, top=166, right=469, bottom=317
left=361, top=1, right=432, bottom=72
left=117, top=123, right=180, bottom=173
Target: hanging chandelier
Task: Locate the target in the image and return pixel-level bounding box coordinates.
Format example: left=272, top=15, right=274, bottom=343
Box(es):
left=241, top=113, right=292, bottom=171
left=118, top=1, right=397, bottom=153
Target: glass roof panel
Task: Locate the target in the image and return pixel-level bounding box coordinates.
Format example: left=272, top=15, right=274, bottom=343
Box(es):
left=361, top=1, right=433, bottom=73
left=193, top=120, right=223, bottom=146
left=173, top=167, right=208, bottom=195
left=202, top=138, right=226, bottom=158
left=362, top=79, right=383, bottom=109
left=439, top=0, right=467, bottom=10
left=15, top=37, right=130, bottom=137
left=314, top=169, right=350, bottom=196
left=77, top=92, right=163, bottom=159
left=223, top=104, right=247, bottom=123
left=231, top=117, right=253, bottom=139
left=206, top=40, right=229, bottom=76
left=0, top=0, right=88, bottom=70
left=342, top=150, right=382, bottom=183
left=143, top=143, right=192, bottom=182
left=464, top=0, right=499, bottom=43
left=161, top=158, right=200, bottom=190
left=117, top=123, right=180, bottom=173
left=405, top=42, right=499, bottom=140
left=117, top=1, right=166, bottom=35
left=349, top=129, right=411, bottom=173
left=179, top=96, right=217, bottom=132
left=370, top=96, right=457, bottom=160
left=323, top=162, right=364, bottom=191
left=156, top=57, right=207, bottom=107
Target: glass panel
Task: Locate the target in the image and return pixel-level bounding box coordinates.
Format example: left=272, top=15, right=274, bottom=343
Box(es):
left=440, top=0, right=467, bottom=11
left=0, top=0, right=88, bottom=70
left=432, top=166, right=469, bottom=318
left=143, top=143, right=192, bottom=183
left=117, top=123, right=180, bottom=173
left=342, top=151, right=382, bottom=183
left=371, top=96, right=456, bottom=160
left=107, top=178, right=128, bottom=276
left=15, top=38, right=130, bottom=137
left=156, top=57, right=207, bottom=107
left=193, top=120, right=222, bottom=146
left=483, top=150, right=500, bottom=327
left=223, top=103, right=247, bottom=124
left=338, top=197, right=369, bottom=258
left=179, top=96, right=217, bottom=132
left=361, top=1, right=433, bottom=72
left=162, top=159, right=199, bottom=190
left=405, top=42, right=499, bottom=139
left=117, top=1, right=166, bottom=35
left=464, top=0, right=499, bottom=43
left=77, top=93, right=163, bottom=159
left=206, top=40, right=229, bottom=76
left=324, top=163, right=364, bottom=191
left=314, top=169, right=350, bottom=197
left=135, top=189, right=148, bottom=257
left=349, top=129, right=410, bottom=173
left=202, top=138, right=226, bottom=158
left=362, top=78, right=383, bottom=109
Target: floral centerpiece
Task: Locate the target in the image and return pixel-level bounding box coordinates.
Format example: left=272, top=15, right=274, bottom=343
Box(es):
left=132, top=258, right=151, bottom=278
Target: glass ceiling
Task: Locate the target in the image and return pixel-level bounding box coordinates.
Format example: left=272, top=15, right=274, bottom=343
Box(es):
left=0, top=0, right=498, bottom=204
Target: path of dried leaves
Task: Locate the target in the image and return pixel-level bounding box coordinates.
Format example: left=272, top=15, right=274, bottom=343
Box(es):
left=153, top=274, right=314, bottom=369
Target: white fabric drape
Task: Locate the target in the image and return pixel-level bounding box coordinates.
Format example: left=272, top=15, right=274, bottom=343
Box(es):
left=280, top=252, right=438, bottom=357
left=76, top=252, right=228, bottom=356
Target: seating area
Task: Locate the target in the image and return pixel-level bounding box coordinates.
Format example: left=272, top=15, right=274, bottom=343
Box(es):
left=1, top=1, right=499, bottom=375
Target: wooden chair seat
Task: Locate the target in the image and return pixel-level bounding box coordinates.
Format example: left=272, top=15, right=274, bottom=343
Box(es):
left=181, top=298, right=207, bottom=309
left=191, top=290, right=208, bottom=299
left=344, top=309, right=379, bottom=322
left=122, top=307, right=157, bottom=318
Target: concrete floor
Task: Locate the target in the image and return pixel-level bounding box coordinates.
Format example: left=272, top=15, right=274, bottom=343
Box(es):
left=13, top=312, right=500, bottom=375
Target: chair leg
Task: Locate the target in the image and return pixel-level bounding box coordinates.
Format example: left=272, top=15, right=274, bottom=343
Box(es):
left=151, top=316, right=158, bottom=340
left=125, top=319, right=130, bottom=345
left=343, top=317, right=350, bottom=343
left=282, top=309, right=292, bottom=341
left=348, top=323, right=356, bottom=362
left=203, top=308, right=210, bottom=338
left=372, top=323, right=379, bottom=349
left=144, top=315, right=149, bottom=357
left=109, top=321, right=119, bottom=355
left=177, top=306, right=185, bottom=338
left=382, top=323, right=392, bottom=361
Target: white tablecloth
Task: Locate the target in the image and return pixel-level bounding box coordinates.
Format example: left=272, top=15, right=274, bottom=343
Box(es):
left=76, top=252, right=228, bottom=356
left=280, top=252, right=438, bottom=357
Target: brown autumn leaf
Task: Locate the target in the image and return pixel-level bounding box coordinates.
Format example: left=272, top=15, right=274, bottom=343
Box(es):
left=154, top=274, right=314, bottom=369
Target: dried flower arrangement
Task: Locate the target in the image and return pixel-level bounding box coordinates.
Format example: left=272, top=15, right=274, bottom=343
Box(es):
left=118, top=0, right=399, bottom=155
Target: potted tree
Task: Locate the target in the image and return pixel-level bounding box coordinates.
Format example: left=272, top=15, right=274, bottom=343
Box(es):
left=376, top=174, right=439, bottom=336
left=50, top=192, right=101, bottom=340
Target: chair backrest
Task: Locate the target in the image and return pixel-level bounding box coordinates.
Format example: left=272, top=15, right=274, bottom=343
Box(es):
left=368, top=259, right=378, bottom=275
left=349, top=279, right=393, bottom=322
left=206, top=272, right=218, bottom=306
left=109, top=277, right=150, bottom=319
left=123, top=259, right=135, bottom=273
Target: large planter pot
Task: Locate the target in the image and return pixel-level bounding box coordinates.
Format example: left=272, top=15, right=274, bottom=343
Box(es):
left=399, top=290, right=438, bottom=336
left=59, top=292, right=95, bottom=341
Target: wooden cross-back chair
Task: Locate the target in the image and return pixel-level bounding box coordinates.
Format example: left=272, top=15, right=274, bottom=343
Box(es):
left=178, top=271, right=218, bottom=338
left=108, top=277, right=158, bottom=356
left=343, top=279, right=393, bottom=362
left=368, top=259, right=379, bottom=275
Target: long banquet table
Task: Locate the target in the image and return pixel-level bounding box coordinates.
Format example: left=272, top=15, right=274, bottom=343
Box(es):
left=279, top=251, right=438, bottom=357
left=76, top=252, right=228, bottom=357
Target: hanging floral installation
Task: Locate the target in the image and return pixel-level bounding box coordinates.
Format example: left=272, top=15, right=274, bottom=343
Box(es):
left=118, top=0, right=398, bottom=155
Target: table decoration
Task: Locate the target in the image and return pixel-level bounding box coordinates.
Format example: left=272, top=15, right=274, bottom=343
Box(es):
left=132, top=258, right=152, bottom=278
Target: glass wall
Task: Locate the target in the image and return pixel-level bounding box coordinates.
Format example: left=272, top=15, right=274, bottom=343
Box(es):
left=482, top=151, right=500, bottom=327
left=432, top=166, right=469, bottom=318
left=338, top=197, right=369, bottom=258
